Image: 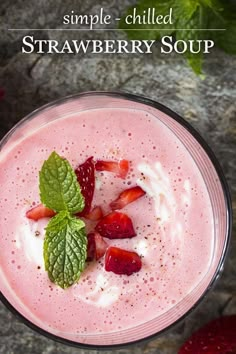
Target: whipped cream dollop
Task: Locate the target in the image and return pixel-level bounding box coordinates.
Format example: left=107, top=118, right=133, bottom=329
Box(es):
left=136, top=162, right=177, bottom=222
left=15, top=218, right=48, bottom=268
left=72, top=272, right=120, bottom=307
left=136, top=161, right=190, bottom=247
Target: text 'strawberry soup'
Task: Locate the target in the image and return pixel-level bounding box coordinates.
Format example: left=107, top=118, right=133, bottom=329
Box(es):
left=0, top=93, right=231, bottom=347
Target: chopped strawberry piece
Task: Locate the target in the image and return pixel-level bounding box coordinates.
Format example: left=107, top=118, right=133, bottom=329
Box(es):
left=95, top=159, right=129, bottom=179
left=75, top=157, right=95, bottom=216
left=87, top=232, right=108, bottom=261
left=94, top=233, right=109, bottom=260
left=26, top=204, right=56, bottom=221
left=178, top=315, right=236, bottom=354
left=87, top=233, right=96, bottom=261
left=110, top=186, right=146, bottom=210
left=105, top=246, right=142, bottom=275
left=84, top=206, right=104, bottom=221
left=95, top=211, right=136, bottom=239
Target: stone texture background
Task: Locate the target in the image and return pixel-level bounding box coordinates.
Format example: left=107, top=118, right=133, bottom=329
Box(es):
left=0, top=1, right=235, bottom=353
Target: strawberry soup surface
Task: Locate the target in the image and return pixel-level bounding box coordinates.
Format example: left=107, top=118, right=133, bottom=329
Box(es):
left=0, top=96, right=218, bottom=345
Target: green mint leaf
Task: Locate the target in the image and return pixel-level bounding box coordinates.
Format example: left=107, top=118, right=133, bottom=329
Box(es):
left=208, top=2, right=236, bottom=55
left=199, top=0, right=223, bottom=11
left=220, top=0, right=236, bottom=20
left=120, top=0, right=235, bottom=75
left=39, top=151, right=84, bottom=214
left=44, top=211, right=87, bottom=289
left=176, top=7, right=207, bottom=75
left=186, top=52, right=203, bottom=76
left=212, top=19, right=236, bottom=54
left=174, top=0, right=200, bottom=20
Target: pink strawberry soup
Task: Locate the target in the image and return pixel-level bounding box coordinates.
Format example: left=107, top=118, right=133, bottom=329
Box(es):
left=0, top=93, right=229, bottom=346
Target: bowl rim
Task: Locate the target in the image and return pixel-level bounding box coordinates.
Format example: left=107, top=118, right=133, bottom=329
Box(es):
left=0, top=90, right=232, bottom=350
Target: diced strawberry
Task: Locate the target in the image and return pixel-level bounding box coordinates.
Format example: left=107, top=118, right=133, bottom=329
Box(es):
left=87, top=233, right=96, bottom=261
left=105, top=246, right=142, bottom=275
left=84, top=206, right=104, bottom=221
left=95, top=159, right=129, bottom=179
left=178, top=315, right=236, bottom=354
left=95, top=211, right=136, bottom=239
left=26, top=204, right=56, bottom=221
left=75, top=157, right=95, bottom=216
left=94, top=233, right=109, bottom=260
left=110, top=186, right=146, bottom=210
left=87, top=232, right=108, bottom=261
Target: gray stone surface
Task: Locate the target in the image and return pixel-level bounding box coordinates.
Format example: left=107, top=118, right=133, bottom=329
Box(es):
left=0, top=1, right=236, bottom=353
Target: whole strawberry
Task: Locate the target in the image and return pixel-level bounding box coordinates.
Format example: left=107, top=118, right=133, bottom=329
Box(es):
left=179, top=315, right=236, bottom=354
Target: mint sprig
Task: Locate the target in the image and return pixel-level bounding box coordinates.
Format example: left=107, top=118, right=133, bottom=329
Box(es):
left=39, top=151, right=84, bottom=214
left=39, top=152, right=87, bottom=289
left=44, top=211, right=87, bottom=289
left=120, top=0, right=236, bottom=75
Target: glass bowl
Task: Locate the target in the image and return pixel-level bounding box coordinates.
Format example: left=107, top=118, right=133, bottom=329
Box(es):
left=0, top=92, right=232, bottom=349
